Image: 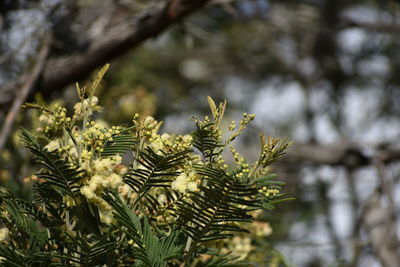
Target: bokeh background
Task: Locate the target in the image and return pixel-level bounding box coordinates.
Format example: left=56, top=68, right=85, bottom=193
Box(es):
left=1, top=0, right=400, bottom=266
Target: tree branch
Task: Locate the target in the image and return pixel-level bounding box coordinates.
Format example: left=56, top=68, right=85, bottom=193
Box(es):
left=284, top=143, right=374, bottom=168
left=0, top=0, right=210, bottom=109
left=339, top=17, right=400, bottom=33
left=42, top=0, right=210, bottom=96
left=362, top=191, right=400, bottom=267
left=0, top=39, right=51, bottom=152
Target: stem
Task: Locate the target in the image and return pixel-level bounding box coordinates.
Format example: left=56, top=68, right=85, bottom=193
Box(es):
left=182, top=242, right=198, bottom=266
left=248, top=161, right=260, bottom=178
left=66, top=210, right=72, bottom=231
left=183, top=236, right=193, bottom=262
left=67, top=128, right=81, bottom=163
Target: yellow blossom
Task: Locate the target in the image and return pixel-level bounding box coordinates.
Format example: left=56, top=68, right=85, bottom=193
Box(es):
left=157, top=194, right=167, bottom=205
left=45, top=140, right=60, bottom=152
left=171, top=173, right=188, bottom=193
left=0, top=228, right=9, bottom=242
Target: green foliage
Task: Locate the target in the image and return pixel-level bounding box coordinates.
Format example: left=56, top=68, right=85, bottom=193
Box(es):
left=103, top=190, right=183, bottom=267
left=101, top=131, right=137, bottom=157
left=20, top=129, right=84, bottom=197
left=0, top=67, right=291, bottom=266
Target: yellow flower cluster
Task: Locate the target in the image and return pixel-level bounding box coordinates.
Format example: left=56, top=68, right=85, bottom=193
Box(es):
left=172, top=134, right=193, bottom=152
left=252, top=221, right=273, bottom=237
left=225, top=236, right=253, bottom=260
left=80, top=122, right=121, bottom=155
left=45, top=140, right=60, bottom=152
left=139, top=116, right=193, bottom=154
left=157, top=193, right=168, bottom=205
left=38, top=105, right=71, bottom=133
left=240, top=113, right=256, bottom=127
left=227, top=112, right=255, bottom=143
left=171, top=171, right=199, bottom=194
left=141, top=116, right=160, bottom=138
left=80, top=155, right=126, bottom=223
left=0, top=228, right=9, bottom=243
left=73, top=96, right=100, bottom=121
left=227, top=145, right=251, bottom=178
left=258, top=186, right=280, bottom=197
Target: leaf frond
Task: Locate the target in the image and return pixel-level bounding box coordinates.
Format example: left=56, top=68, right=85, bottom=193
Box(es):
left=177, top=165, right=258, bottom=258
left=20, top=129, right=84, bottom=197
left=103, top=190, right=184, bottom=267
left=101, top=130, right=137, bottom=157
left=124, top=147, right=191, bottom=205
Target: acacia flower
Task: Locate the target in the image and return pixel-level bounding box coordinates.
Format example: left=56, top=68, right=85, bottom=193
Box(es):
left=45, top=140, right=60, bottom=152
left=0, top=228, right=9, bottom=242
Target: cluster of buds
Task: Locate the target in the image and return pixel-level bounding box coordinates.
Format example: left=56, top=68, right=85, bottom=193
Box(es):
left=228, top=120, right=237, bottom=132
left=142, top=116, right=161, bottom=139
left=73, top=96, right=101, bottom=121
left=81, top=122, right=122, bottom=154
left=234, top=162, right=250, bottom=179
left=259, top=137, right=291, bottom=168
left=171, top=134, right=193, bottom=152
left=216, top=154, right=225, bottom=165
left=227, top=113, right=255, bottom=143
left=137, top=115, right=193, bottom=154
left=258, top=186, right=280, bottom=198
left=229, top=144, right=252, bottom=178
left=240, top=113, right=256, bottom=128
left=39, top=105, right=71, bottom=133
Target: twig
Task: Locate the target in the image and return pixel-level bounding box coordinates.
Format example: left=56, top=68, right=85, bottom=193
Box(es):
left=361, top=157, right=400, bottom=267
left=345, top=169, right=361, bottom=267
left=0, top=29, right=38, bottom=65
left=0, top=38, right=51, bottom=152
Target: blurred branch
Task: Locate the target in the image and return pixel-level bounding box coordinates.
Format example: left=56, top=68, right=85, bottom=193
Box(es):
left=340, top=18, right=400, bottom=33
left=40, top=0, right=207, bottom=91
left=362, top=191, right=400, bottom=267
left=317, top=179, right=342, bottom=259
left=0, top=0, right=210, bottom=108
left=284, top=143, right=400, bottom=168
left=345, top=169, right=362, bottom=267
left=362, top=157, right=400, bottom=267
left=0, top=30, right=37, bottom=65
left=0, top=38, right=51, bottom=152
left=285, top=142, right=400, bottom=266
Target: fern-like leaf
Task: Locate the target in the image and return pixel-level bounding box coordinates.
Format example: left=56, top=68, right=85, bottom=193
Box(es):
left=200, top=252, right=250, bottom=267
left=177, top=165, right=260, bottom=262
left=124, top=147, right=191, bottom=206
left=103, top=190, right=184, bottom=267
left=20, top=128, right=84, bottom=197
left=101, top=131, right=137, bottom=157
left=192, top=121, right=224, bottom=162
left=0, top=246, right=27, bottom=267
left=3, top=198, right=48, bottom=249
